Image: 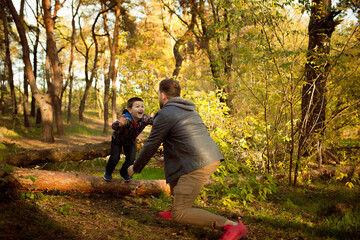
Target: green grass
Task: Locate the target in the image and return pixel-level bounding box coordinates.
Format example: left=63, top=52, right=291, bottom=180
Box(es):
left=38, top=157, right=165, bottom=180
left=132, top=167, right=165, bottom=180
left=0, top=110, right=109, bottom=139
left=241, top=180, right=360, bottom=239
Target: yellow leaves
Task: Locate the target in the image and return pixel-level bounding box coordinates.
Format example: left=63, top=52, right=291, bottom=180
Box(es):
left=345, top=182, right=354, bottom=189
left=336, top=172, right=348, bottom=181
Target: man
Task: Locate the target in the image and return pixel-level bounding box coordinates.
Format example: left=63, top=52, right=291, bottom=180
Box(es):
left=128, top=78, right=247, bottom=240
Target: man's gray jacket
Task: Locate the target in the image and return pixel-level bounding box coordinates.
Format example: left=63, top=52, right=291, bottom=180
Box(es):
left=133, top=97, right=224, bottom=183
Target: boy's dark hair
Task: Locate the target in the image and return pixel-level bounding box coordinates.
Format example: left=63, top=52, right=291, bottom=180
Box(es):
left=127, top=97, right=143, bottom=109
left=159, top=78, right=181, bottom=99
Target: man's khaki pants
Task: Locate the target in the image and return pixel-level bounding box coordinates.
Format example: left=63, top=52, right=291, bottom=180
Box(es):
left=169, top=160, right=228, bottom=229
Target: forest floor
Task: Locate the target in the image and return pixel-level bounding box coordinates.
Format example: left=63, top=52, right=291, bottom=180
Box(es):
left=1, top=115, right=359, bottom=240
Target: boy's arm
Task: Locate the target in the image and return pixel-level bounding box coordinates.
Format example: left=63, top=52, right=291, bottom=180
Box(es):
left=112, top=114, right=130, bottom=130
left=142, top=114, right=153, bottom=125
left=143, top=112, right=158, bottom=125
left=118, top=114, right=128, bottom=127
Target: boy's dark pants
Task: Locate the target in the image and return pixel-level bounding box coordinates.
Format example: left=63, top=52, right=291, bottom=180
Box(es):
left=105, top=137, right=136, bottom=177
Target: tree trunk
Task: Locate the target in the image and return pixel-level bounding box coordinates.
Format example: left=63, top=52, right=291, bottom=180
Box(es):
left=78, top=23, right=92, bottom=122
left=5, top=138, right=148, bottom=167
left=110, top=1, right=120, bottom=123
left=42, top=0, right=64, bottom=136
left=296, top=0, right=340, bottom=185
left=40, top=94, right=55, bottom=142
left=1, top=4, right=17, bottom=117
left=78, top=3, right=110, bottom=122
left=79, top=79, right=92, bottom=121
left=8, top=167, right=170, bottom=196
left=5, top=0, right=55, bottom=142
left=36, top=107, right=42, bottom=124
left=172, top=11, right=196, bottom=77
left=102, top=4, right=110, bottom=133
left=1, top=79, right=5, bottom=115
left=62, top=0, right=79, bottom=122
left=31, top=0, right=41, bottom=118
left=5, top=141, right=111, bottom=166
left=23, top=72, right=30, bottom=127
left=67, top=75, right=73, bottom=123
left=112, top=77, right=117, bottom=122
left=299, top=0, right=338, bottom=153
left=103, top=1, right=121, bottom=133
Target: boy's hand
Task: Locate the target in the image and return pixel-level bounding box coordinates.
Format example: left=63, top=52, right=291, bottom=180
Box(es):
left=128, top=165, right=135, bottom=178
left=118, top=114, right=127, bottom=127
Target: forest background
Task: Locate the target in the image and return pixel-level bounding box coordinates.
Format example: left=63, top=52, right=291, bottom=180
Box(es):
left=0, top=0, right=360, bottom=239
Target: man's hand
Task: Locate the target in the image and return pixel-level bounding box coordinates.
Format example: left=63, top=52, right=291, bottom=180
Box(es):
left=128, top=165, right=135, bottom=178
left=154, top=156, right=164, bottom=168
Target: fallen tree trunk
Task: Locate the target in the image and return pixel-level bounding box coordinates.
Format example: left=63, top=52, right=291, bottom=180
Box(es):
left=5, top=139, right=148, bottom=167
left=5, top=141, right=112, bottom=166
left=8, top=167, right=170, bottom=196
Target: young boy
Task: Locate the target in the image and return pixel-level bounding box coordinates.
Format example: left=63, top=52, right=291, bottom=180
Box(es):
left=103, top=97, right=153, bottom=181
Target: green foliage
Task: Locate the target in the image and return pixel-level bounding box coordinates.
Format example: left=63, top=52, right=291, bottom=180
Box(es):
left=180, top=87, right=279, bottom=207
left=203, top=159, right=278, bottom=209
left=319, top=206, right=360, bottom=238
left=1, top=163, right=14, bottom=174
left=56, top=205, right=71, bottom=215
left=148, top=192, right=172, bottom=212
left=19, top=192, right=45, bottom=202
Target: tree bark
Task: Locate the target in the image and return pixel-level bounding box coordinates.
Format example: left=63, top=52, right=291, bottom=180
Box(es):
left=5, top=138, right=148, bottom=167
left=42, top=0, right=64, bottom=136
left=4, top=0, right=55, bottom=142
left=1, top=4, right=17, bottom=117
left=31, top=0, right=41, bottom=117
left=8, top=167, right=170, bottom=196
left=78, top=0, right=100, bottom=122
left=102, top=3, right=111, bottom=133
left=296, top=0, right=340, bottom=185
left=172, top=12, right=196, bottom=77
left=63, top=0, right=79, bottom=122
left=5, top=141, right=111, bottom=166
left=67, top=75, right=73, bottom=123
left=110, top=1, right=120, bottom=123
left=299, top=0, right=339, bottom=153
left=23, top=72, right=30, bottom=127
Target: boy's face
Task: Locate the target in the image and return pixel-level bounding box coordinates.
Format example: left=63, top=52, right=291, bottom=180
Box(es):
left=128, top=100, right=144, bottom=122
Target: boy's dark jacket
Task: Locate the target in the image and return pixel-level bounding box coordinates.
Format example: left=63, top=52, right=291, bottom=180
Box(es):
left=112, top=111, right=153, bottom=146
left=133, top=97, right=224, bottom=183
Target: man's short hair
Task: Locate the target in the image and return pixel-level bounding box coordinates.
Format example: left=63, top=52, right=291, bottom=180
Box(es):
left=127, top=97, right=143, bottom=109
left=159, top=78, right=181, bottom=98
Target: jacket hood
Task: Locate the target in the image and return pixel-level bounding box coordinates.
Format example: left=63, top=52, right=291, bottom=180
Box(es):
left=164, top=97, right=195, bottom=111
left=124, top=111, right=134, bottom=120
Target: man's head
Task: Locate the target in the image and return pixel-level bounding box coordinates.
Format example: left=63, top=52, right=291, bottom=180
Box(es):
left=159, top=78, right=181, bottom=109
left=127, top=97, right=144, bottom=122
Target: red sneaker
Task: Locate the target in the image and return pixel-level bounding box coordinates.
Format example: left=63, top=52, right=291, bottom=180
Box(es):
left=158, top=208, right=172, bottom=220
left=219, top=220, right=247, bottom=240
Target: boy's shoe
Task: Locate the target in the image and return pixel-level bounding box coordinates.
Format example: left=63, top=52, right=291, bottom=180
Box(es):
left=158, top=207, right=172, bottom=220
left=121, top=173, right=132, bottom=181
left=103, top=172, right=112, bottom=181
left=219, top=220, right=247, bottom=240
